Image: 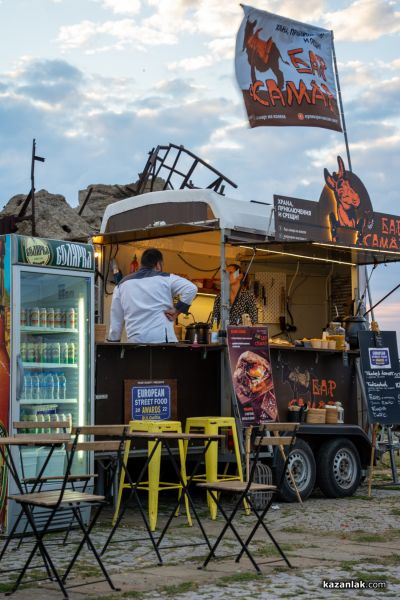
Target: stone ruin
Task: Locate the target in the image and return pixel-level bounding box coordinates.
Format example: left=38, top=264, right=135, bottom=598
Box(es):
left=0, top=177, right=166, bottom=241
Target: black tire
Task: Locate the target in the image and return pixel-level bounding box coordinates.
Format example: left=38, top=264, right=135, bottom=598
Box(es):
left=317, top=438, right=361, bottom=498
left=275, top=439, right=316, bottom=502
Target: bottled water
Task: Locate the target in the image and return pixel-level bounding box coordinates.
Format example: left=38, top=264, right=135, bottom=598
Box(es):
left=31, top=375, right=40, bottom=401
left=53, top=372, right=60, bottom=401
left=39, top=374, right=46, bottom=400
left=58, top=373, right=67, bottom=400
left=23, top=375, right=32, bottom=400
left=45, top=373, right=54, bottom=400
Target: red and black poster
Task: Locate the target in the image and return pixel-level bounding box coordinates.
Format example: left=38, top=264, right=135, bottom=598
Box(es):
left=227, top=326, right=278, bottom=425
left=235, top=5, right=342, bottom=131
left=274, top=155, right=400, bottom=253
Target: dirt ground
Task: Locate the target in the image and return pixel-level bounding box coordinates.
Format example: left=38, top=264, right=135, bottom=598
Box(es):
left=1, top=475, right=400, bottom=600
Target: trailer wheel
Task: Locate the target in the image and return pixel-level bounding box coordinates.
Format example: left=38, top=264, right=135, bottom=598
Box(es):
left=276, top=439, right=316, bottom=502
left=317, top=438, right=361, bottom=498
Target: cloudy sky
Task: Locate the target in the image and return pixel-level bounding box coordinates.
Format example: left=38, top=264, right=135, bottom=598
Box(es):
left=0, top=0, right=399, bottom=331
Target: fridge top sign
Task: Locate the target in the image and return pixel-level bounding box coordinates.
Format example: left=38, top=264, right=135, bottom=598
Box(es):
left=15, top=236, right=94, bottom=271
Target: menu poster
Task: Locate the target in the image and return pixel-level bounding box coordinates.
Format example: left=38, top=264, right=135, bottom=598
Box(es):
left=227, top=326, right=278, bottom=425
left=358, top=331, right=400, bottom=425
left=124, top=379, right=177, bottom=422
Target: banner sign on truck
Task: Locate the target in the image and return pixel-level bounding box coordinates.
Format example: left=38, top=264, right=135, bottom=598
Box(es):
left=235, top=5, right=342, bottom=131
left=274, top=155, right=400, bottom=253
left=227, top=326, right=278, bottom=425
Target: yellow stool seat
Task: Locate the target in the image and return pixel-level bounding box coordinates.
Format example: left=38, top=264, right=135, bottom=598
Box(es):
left=184, top=416, right=245, bottom=519
left=113, top=420, right=192, bottom=531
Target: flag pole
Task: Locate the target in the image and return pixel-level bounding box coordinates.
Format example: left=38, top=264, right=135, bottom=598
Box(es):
left=331, top=31, right=352, bottom=172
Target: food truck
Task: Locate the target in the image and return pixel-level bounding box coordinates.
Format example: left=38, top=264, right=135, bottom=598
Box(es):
left=92, top=180, right=400, bottom=502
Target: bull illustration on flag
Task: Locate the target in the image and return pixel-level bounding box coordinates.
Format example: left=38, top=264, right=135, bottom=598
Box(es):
left=235, top=5, right=342, bottom=132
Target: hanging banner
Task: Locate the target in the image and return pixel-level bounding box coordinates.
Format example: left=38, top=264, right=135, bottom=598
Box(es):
left=227, top=326, right=278, bottom=425
left=235, top=5, right=342, bottom=131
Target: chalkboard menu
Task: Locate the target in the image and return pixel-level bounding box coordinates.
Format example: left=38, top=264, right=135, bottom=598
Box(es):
left=358, top=331, right=400, bottom=424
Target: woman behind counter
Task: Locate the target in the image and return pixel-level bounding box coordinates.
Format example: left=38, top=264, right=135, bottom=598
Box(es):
left=212, top=263, right=258, bottom=325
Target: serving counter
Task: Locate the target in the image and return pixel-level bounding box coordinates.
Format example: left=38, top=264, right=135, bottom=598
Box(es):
left=94, top=341, right=361, bottom=427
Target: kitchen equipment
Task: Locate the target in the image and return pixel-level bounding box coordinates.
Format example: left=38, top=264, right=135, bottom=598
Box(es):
left=343, top=314, right=368, bottom=349
left=184, top=322, right=211, bottom=344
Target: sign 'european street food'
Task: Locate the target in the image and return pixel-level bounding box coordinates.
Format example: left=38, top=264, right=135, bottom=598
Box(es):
left=235, top=5, right=342, bottom=131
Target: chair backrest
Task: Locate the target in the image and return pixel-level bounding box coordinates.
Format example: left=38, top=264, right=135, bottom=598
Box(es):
left=13, top=420, right=71, bottom=434
left=71, top=425, right=126, bottom=437
left=13, top=420, right=72, bottom=485
left=248, top=422, right=299, bottom=489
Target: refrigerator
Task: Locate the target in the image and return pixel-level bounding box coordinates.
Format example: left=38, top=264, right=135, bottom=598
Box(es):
left=0, top=234, right=95, bottom=533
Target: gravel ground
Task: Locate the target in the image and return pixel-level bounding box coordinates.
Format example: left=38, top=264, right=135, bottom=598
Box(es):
left=1, top=483, right=400, bottom=599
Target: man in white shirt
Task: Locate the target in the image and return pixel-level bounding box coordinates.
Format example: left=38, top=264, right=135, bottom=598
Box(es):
left=107, top=248, right=197, bottom=344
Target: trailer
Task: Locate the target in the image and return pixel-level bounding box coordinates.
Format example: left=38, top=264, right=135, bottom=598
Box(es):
left=92, top=187, right=400, bottom=501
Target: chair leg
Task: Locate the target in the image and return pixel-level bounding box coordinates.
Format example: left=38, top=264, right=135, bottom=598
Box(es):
left=112, top=440, right=131, bottom=527
left=6, top=505, right=69, bottom=599
left=204, top=425, right=219, bottom=520
left=148, top=439, right=161, bottom=531
left=62, top=504, right=119, bottom=591
left=200, top=490, right=260, bottom=573
left=236, top=495, right=292, bottom=568
left=177, top=439, right=192, bottom=526
left=101, top=466, right=163, bottom=565
left=156, top=441, right=212, bottom=554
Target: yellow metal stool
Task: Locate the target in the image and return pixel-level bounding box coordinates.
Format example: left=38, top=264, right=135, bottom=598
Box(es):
left=184, top=416, right=245, bottom=519
left=113, top=420, right=192, bottom=531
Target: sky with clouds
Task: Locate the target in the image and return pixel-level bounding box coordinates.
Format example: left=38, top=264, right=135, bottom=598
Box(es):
left=0, top=0, right=399, bottom=332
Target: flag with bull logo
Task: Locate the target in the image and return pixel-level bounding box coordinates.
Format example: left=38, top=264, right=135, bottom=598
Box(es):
left=235, top=5, right=342, bottom=132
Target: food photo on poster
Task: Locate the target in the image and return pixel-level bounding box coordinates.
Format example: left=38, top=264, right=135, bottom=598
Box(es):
left=227, top=326, right=278, bottom=425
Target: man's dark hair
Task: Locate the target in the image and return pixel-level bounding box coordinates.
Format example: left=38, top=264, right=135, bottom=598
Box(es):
left=141, top=248, right=163, bottom=269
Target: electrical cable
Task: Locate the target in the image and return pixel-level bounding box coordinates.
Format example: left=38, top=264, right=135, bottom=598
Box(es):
left=177, top=253, right=220, bottom=276
left=286, top=262, right=300, bottom=327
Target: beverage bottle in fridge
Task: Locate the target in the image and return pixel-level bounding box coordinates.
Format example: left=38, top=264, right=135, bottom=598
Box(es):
left=45, top=373, right=54, bottom=400
left=52, top=342, right=61, bottom=364
left=68, top=342, right=75, bottom=364
left=47, top=308, right=55, bottom=328
left=24, top=375, right=32, bottom=400
left=53, top=372, right=60, bottom=400
left=31, top=375, right=40, bottom=401
left=58, top=373, right=67, bottom=400
left=61, top=342, right=69, bottom=364
left=39, top=374, right=46, bottom=399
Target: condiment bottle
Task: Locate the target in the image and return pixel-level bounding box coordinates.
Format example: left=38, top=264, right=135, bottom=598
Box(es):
left=129, top=254, right=139, bottom=273
left=210, top=320, right=219, bottom=343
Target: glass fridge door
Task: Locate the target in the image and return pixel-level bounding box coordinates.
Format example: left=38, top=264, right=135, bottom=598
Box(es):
left=14, top=268, right=93, bottom=477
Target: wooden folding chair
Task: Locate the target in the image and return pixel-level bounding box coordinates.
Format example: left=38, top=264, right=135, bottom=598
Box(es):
left=5, top=431, right=121, bottom=598
left=198, top=422, right=299, bottom=573
left=6, top=421, right=97, bottom=550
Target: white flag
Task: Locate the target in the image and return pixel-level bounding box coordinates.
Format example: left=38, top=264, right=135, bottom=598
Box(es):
left=235, top=5, right=342, bottom=131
